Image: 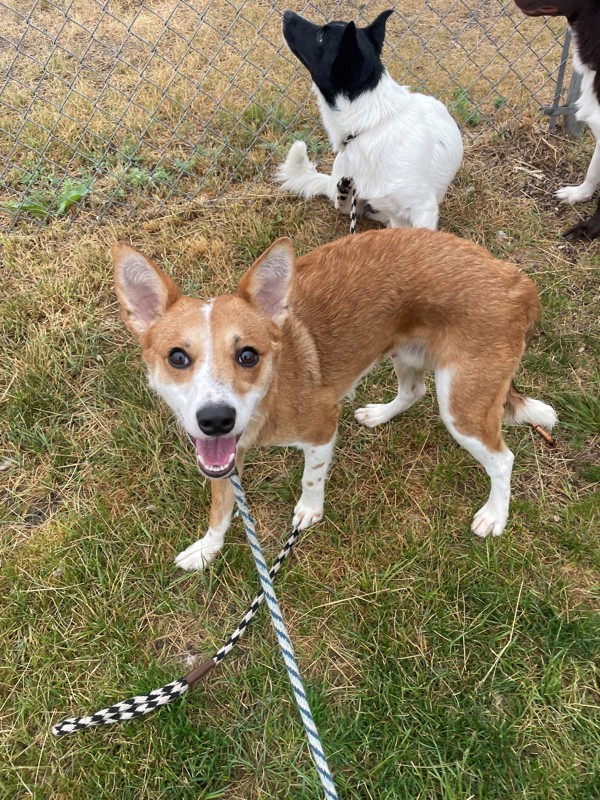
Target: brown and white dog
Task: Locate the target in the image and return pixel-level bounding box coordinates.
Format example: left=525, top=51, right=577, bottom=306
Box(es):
left=114, top=229, right=557, bottom=571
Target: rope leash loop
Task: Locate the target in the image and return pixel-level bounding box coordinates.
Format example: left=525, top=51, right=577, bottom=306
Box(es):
left=52, top=472, right=339, bottom=797
left=229, top=472, right=339, bottom=800
left=52, top=526, right=301, bottom=736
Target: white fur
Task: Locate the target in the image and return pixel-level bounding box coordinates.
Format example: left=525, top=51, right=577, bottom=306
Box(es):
left=175, top=523, right=230, bottom=571
left=149, top=302, right=264, bottom=444
left=504, top=397, right=558, bottom=430
left=355, top=352, right=426, bottom=427
left=277, top=71, right=463, bottom=229
left=434, top=368, right=514, bottom=538
left=555, top=44, right=600, bottom=204
left=292, top=438, right=336, bottom=531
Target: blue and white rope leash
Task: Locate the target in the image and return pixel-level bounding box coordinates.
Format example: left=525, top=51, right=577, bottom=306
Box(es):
left=52, top=472, right=339, bottom=798
left=230, top=471, right=339, bottom=800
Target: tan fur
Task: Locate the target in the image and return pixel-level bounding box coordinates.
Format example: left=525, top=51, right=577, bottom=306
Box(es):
left=114, top=228, right=555, bottom=564
left=248, top=229, right=540, bottom=450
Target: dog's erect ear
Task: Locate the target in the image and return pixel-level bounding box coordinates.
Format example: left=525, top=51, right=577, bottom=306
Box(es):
left=237, top=238, right=295, bottom=326
left=364, top=9, right=393, bottom=54
left=332, top=21, right=362, bottom=85
left=113, top=242, right=180, bottom=338
left=336, top=20, right=359, bottom=62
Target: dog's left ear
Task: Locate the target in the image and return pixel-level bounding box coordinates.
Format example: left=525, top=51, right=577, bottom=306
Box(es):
left=364, top=9, right=393, bottom=54
left=237, top=238, right=295, bottom=326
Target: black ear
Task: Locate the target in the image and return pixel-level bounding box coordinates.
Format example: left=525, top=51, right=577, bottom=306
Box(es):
left=338, top=20, right=360, bottom=60
left=332, top=21, right=362, bottom=82
left=364, top=9, right=393, bottom=54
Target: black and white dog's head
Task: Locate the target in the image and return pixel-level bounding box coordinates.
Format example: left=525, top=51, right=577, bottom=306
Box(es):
left=282, top=9, right=393, bottom=106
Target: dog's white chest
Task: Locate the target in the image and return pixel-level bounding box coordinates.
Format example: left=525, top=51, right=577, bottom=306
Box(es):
left=572, top=40, right=600, bottom=128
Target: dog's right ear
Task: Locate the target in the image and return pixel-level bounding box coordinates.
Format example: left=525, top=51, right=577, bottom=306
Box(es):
left=237, top=238, right=295, bottom=327
left=113, top=242, right=180, bottom=338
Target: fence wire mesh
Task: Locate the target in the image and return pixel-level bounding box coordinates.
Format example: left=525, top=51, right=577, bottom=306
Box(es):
left=0, top=0, right=569, bottom=230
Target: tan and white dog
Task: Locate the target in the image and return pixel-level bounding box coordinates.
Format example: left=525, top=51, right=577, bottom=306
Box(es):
left=114, top=229, right=557, bottom=571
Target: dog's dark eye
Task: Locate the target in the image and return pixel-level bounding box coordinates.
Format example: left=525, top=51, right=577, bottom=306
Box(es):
left=168, top=348, right=191, bottom=369
left=236, top=347, right=259, bottom=368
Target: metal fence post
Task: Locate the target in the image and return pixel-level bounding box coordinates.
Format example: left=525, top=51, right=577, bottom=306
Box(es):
left=544, top=28, right=584, bottom=138
left=565, top=69, right=584, bottom=138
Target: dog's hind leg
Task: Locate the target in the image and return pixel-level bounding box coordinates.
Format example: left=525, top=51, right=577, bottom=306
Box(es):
left=355, top=355, right=426, bottom=428
left=404, top=198, right=439, bottom=230
left=435, top=367, right=514, bottom=538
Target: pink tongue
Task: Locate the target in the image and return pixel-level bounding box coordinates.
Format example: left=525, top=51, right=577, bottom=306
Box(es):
left=195, top=436, right=237, bottom=469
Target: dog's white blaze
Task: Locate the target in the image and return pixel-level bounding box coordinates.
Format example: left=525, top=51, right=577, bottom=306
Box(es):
left=149, top=303, right=214, bottom=437
left=150, top=301, right=266, bottom=441
left=435, top=367, right=514, bottom=538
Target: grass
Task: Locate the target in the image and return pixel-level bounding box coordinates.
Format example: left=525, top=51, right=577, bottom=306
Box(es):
left=1, top=125, right=599, bottom=798
left=0, top=0, right=567, bottom=226
left=1, top=2, right=599, bottom=798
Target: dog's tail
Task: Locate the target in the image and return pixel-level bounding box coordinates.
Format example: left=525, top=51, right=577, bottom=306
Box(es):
left=276, top=140, right=335, bottom=200
left=503, top=383, right=557, bottom=429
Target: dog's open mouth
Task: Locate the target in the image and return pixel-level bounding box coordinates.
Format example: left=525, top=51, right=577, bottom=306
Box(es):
left=194, top=436, right=238, bottom=479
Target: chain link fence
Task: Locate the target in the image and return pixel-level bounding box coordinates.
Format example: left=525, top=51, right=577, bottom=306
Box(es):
left=0, top=0, right=570, bottom=230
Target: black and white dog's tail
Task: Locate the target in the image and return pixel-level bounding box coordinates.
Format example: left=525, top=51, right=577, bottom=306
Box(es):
left=276, top=140, right=335, bottom=201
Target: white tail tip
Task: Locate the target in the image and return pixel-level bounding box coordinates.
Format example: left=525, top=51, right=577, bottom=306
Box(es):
left=507, top=397, right=558, bottom=430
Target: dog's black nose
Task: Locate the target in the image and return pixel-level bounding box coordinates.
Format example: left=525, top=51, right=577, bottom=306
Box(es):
left=196, top=404, right=236, bottom=436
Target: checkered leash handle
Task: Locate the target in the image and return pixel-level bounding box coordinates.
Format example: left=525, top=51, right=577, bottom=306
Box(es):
left=230, top=471, right=339, bottom=800
left=52, top=525, right=300, bottom=737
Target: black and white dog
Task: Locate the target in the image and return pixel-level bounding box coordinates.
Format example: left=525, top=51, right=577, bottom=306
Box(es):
left=515, top=0, right=600, bottom=240
left=276, top=9, right=463, bottom=230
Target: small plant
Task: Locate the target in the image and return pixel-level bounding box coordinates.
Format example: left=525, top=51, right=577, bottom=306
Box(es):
left=450, top=89, right=483, bottom=126
left=55, top=179, right=92, bottom=215
left=2, top=169, right=94, bottom=219
left=4, top=194, right=50, bottom=218
left=125, top=164, right=172, bottom=189
left=173, top=146, right=211, bottom=175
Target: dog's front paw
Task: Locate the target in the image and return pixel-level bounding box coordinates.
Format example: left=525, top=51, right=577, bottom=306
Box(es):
left=335, top=176, right=353, bottom=210
left=555, top=184, right=595, bottom=204
left=292, top=496, right=323, bottom=531
left=470, top=502, right=507, bottom=538
left=175, top=534, right=223, bottom=571
left=563, top=212, right=600, bottom=241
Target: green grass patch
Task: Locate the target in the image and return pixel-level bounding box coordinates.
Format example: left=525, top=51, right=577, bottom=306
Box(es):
left=1, top=167, right=599, bottom=798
